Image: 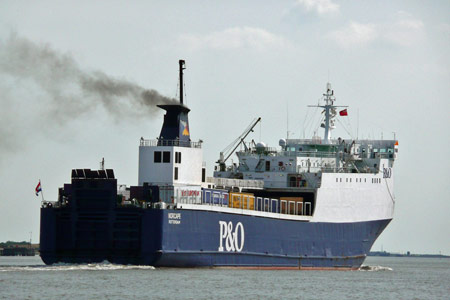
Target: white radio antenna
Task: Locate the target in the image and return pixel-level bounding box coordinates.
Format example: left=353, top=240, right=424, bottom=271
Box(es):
left=286, top=101, right=289, bottom=139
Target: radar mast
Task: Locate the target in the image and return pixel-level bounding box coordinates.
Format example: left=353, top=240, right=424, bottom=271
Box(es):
left=308, top=83, right=347, bottom=144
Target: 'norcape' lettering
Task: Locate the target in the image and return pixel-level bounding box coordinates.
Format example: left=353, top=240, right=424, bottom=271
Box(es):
left=218, top=221, right=245, bottom=252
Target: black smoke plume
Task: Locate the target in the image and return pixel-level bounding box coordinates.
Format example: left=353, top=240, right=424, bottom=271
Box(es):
left=0, top=34, right=176, bottom=156
left=0, top=34, right=176, bottom=117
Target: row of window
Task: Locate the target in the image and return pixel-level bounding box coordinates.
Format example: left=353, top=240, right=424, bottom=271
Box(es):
left=264, top=160, right=325, bottom=171
left=154, top=151, right=182, bottom=164
left=335, top=177, right=382, bottom=184
left=285, top=146, right=396, bottom=154
left=154, top=151, right=170, bottom=163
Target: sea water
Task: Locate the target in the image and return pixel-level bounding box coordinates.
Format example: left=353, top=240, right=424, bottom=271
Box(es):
left=0, top=256, right=448, bottom=299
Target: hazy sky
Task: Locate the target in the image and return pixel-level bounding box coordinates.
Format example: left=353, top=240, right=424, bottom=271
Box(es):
left=0, top=1, right=449, bottom=254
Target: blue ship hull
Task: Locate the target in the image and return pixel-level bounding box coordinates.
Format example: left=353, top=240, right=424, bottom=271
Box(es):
left=40, top=207, right=390, bottom=269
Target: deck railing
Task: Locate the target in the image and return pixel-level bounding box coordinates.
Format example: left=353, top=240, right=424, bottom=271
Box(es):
left=139, top=139, right=202, bottom=148
left=207, top=177, right=264, bottom=189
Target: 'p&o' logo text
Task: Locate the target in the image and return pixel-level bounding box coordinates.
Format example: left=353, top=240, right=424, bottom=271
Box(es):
left=218, top=221, right=245, bottom=252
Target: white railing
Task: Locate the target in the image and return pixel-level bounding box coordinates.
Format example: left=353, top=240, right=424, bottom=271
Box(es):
left=207, top=177, right=264, bottom=189
left=139, top=139, right=202, bottom=148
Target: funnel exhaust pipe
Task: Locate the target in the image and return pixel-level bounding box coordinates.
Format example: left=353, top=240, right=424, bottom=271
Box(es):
left=179, top=60, right=185, bottom=104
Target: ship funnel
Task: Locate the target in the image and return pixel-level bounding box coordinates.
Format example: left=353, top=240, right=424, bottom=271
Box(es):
left=157, top=60, right=191, bottom=145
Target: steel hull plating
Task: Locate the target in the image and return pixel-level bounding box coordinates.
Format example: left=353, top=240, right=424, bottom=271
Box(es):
left=40, top=208, right=390, bottom=269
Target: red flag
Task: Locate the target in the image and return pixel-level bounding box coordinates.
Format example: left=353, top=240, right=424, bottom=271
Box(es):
left=339, top=109, right=348, bottom=116
left=35, top=181, right=42, bottom=196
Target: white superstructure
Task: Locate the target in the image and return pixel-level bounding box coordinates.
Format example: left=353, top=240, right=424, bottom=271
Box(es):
left=138, top=140, right=204, bottom=186
left=213, top=83, right=398, bottom=223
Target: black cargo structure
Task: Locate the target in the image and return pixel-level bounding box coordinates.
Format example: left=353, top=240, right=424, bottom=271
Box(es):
left=40, top=169, right=152, bottom=264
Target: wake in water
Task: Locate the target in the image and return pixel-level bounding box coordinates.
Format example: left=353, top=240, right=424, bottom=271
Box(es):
left=0, top=261, right=155, bottom=272
left=359, top=265, right=393, bottom=271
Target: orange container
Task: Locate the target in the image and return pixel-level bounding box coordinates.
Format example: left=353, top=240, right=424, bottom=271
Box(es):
left=229, top=192, right=255, bottom=210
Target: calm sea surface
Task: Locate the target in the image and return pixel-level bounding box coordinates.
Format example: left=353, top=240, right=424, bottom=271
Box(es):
left=0, top=256, right=448, bottom=299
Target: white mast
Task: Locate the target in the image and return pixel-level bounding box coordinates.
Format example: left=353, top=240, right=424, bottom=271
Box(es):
left=308, top=82, right=347, bottom=144
left=323, top=83, right=335, bottom=143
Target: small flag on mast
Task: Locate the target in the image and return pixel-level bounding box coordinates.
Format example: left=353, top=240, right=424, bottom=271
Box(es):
left=35, top=181, right=42, bottom=196
left=339, top=109, right=348, bottom=116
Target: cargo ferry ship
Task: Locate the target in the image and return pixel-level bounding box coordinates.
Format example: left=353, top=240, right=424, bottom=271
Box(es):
left=40, top=60, right=398, bottom=269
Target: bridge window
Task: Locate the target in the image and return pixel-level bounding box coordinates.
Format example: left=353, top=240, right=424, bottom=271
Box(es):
left=163, top=151, right=170, bottom=163
left=154, top=151, right=162, bottom=163
left=174, top=167, right=178, bottom=180
left=265, top=161, right=270, bottom=171
left=175, top=152, right=182, bottom=164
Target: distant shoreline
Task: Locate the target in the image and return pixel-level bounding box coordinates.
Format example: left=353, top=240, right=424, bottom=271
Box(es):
left=369, top=251, right=449, bottom=258
left=0, top=241, right=39, bottom=256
